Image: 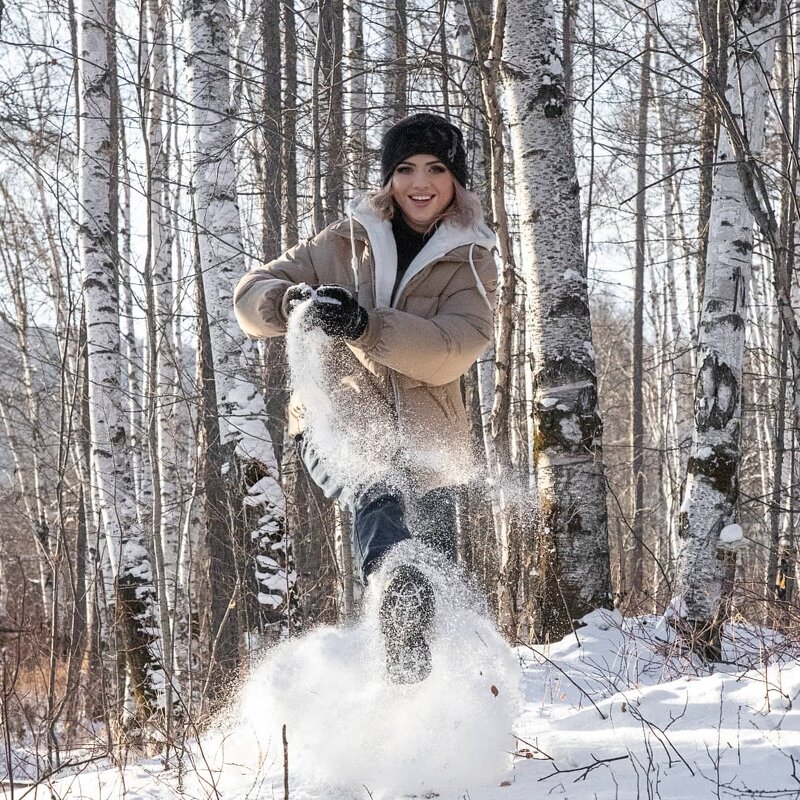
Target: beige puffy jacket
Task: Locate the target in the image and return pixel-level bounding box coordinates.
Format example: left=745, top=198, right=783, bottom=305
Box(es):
left=234, top=198, right=497, bottom=491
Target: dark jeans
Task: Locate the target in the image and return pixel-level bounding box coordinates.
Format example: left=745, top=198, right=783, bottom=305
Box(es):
left=296, top=435, right=457, bottom=581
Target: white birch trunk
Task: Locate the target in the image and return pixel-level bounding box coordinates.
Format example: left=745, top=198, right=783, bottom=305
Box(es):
left=185, top=0, right=293, bottom=636
left=78, top=0, right=166, bottom=720
left=502, top=0, right=611, bottom=634
left=344, top=0, right=369, bottom=192
left=382, top=0, right=406, bottom=128
left=143, top=0, right=185, bottom=717
left=673, top=0, right=779, bottom=640
left=117, top=112, right=150, bottom=525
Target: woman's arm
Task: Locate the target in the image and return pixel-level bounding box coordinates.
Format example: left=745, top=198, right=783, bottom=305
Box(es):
left=233, top=238, right=322, bottom=338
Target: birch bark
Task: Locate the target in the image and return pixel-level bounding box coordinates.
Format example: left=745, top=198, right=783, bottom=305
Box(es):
left=322, top=0, right=344, bottom=223
left=383, top=0, right=407, bottom=127
left=673, top=0, right=779, bottom=652
left=502, top=0, right=611, bottom=638
left=185, top=0, right=292, bottom=645
left=697, top=0, right=727, bottom=297
left=344, top=0, right=369, bottom=192
left=141, top=0, right=186, bottom=721
left=78, top=0, right=165, bottom=721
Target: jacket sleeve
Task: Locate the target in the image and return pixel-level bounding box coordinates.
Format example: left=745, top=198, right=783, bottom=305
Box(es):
left=353, top=247, right=497, bottom=386
left=233, top=238, right=322, bottom=338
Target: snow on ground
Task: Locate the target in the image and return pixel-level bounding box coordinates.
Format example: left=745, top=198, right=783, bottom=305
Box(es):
left=8, top=560, right=800, bottom=800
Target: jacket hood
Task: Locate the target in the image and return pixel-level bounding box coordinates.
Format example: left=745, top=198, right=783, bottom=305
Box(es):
left=346, top=196, right=496, bottom=308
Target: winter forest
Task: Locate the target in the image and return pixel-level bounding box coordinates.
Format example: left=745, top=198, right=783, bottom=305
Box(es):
left=3, top=0, right=800, bottom=796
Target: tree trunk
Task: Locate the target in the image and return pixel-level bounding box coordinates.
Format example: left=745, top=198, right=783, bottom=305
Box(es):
left=78, top=0, right=165, bottom=724
left=502, top=0, right=611, bottom=640
left=384, top=0, right=407, bottom=126
left=261, top=0, right=282, bottom=260
left=344, top=0, right=369, bottom=191
left=143, top=0, right=182, bottom=723
left=464, top=0, right=523, bottom=637
left=322, top=0, right=344, bottom=224
left=696, top=0, right=728, bottom=298
left=767, top=0, right=794, bottom=607
left=185, top=0, right=293, bottom=651
left=194, top=224, right=240, bottom=703
left=673, top=0, right=779, bottom=659
left=630, top=18, right=651, bottom=596
left=282, top=0, right=298, bottom=244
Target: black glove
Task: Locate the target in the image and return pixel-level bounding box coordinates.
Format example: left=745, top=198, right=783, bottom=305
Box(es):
left=282, top=282, right=315, bottom=320
left=310, top=285, right=369, bottom=339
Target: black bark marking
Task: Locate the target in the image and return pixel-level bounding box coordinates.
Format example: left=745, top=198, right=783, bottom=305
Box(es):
left=686, top=446, right=738, bottom=497
left=116, top=574, right=164, bottom=720
left=731, top=239, right=752, bottom=255
left=695, top=354, right=740, bottom=432
left=715, top=313, right=745, bottom=331
left=535, top=81, right=565, bottom=118
left=737, top=0, right=776, bottom=26
left=549, top=294, right=589, bottom=319
left=537, top=356, right=595, bottom=388
left=534, top=357, right=602, bottom=456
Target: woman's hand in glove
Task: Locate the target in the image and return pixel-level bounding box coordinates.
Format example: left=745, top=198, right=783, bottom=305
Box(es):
left=281, top=282, right=315, bottom=320
left=311, top=285, right=369, bottom=339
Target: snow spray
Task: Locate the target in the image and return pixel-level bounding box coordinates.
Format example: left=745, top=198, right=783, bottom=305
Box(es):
left=283, top=297, right=401, bottom=498
left=196, top=541, right=521, bottom=799
left=284, top=296, right=483, bottom=496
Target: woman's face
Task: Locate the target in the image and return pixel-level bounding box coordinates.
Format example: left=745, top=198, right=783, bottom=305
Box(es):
left=390, top=154, right=456, bottom=233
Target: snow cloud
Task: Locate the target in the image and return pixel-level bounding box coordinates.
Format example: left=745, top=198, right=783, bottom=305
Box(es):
left=199, top=542, right=521, bottom=798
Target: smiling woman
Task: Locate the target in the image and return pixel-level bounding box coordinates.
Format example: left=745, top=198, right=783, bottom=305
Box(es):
left=233, top=112, right=498, bottom=685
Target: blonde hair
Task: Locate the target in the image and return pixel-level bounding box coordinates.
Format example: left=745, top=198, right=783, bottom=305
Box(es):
left=367, top=177, right=484, bottom=233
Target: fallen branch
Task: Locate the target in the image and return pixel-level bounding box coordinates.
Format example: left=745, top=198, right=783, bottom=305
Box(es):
left=539, top=753, right=629, bottom=783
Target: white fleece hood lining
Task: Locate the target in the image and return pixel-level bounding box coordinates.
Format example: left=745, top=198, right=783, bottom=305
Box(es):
left=348, top=197, right=496, bottom=309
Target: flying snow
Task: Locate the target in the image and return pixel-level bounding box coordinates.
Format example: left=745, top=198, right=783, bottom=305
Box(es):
left=197, top=542, right=521, bottom=798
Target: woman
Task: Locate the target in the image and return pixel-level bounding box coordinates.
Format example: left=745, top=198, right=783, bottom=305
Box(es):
left=234, top=113, right=497, bottom=682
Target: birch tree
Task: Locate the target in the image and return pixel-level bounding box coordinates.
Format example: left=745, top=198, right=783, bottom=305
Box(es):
left=77, top=0, right=166, bottom=722
left=384, top=0, right=407, bottom=126
left=184, top=0, right=293, bottom=658
left=143, top=0, right=185, bottom=719
left=673, top=0, right=779, bottom=656
left=502, top=0, right=611, bottom=639
left=344, top=0, right=369, bottom=192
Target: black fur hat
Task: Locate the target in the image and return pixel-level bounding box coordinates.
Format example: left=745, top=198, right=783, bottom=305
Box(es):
left=381, top=113, right=468, bottom=187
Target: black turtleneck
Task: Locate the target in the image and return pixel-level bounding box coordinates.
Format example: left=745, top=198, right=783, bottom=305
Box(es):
left=391, top=212, right=436, bottom=299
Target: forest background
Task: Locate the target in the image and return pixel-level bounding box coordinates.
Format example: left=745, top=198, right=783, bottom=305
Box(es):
left=0, top=0, right=797, bottom=769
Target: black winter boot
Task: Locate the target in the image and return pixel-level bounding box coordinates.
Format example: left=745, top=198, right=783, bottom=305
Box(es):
left=379, top=564, right=435, bottom=684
